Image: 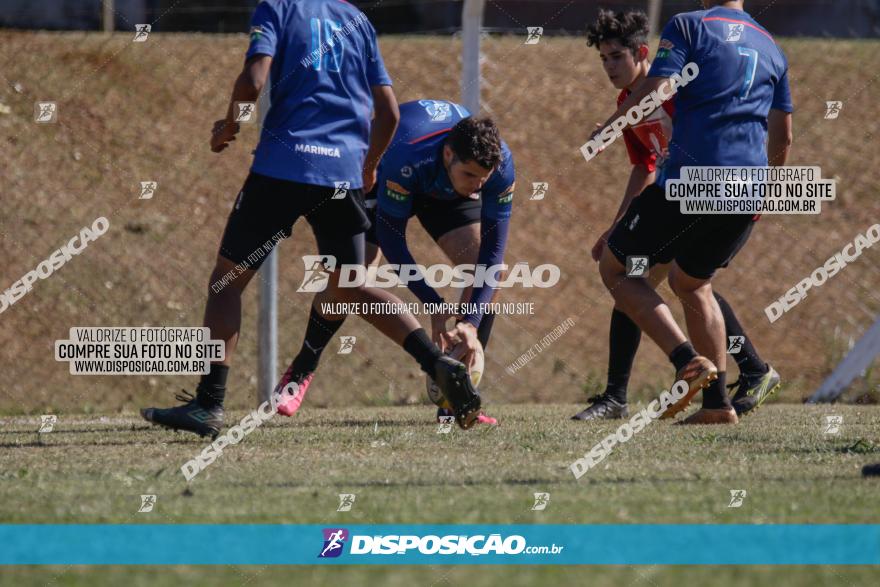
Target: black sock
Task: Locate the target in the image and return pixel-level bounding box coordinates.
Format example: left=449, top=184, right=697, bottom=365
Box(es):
left=403, top=328, right=443, bottom=377
left=702, top=371, right=731, bottom=409
left=714, top=292, right=767, bottom=377
left=196, top=363, right=229, bottom=409
left=606, top=309, right=641, bottom=404
left=291, top=307, right=346, bottom=376
left=477, top=312, right=496, bottom=350
left=669, top=341, right=698, bottom=372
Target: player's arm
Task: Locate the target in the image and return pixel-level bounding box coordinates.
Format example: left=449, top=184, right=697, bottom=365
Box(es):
left=362, top=22, right=398, bottom=190
left=212, top=56, right=272, bottom=153
left=444, top=160, right=514, bottom=364
left=592, top=163, right=654, bottom=261
left=767, top=110, right=792, bottom=166
left=767, top=66, right=794, bottom=166
left=375, top=169, right=444, bottom=307
left=212, top=1, right=278, bottom=153
left=363, top=86, right=399, bottom=191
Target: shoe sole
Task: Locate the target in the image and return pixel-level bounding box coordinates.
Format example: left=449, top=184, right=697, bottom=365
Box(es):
left=677, top=408, right=739, bottom=425
left=439, top=362, right=481, bottom=430
left=660, top=369, right=717, bottom=421
left=571, top=411, right=629, bottom=421
left=456, top=403, right=481, bottom=430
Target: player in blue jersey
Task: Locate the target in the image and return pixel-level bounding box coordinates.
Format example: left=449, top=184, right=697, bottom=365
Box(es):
left=141, top=0, right=484, bottom=437
left=573, top=8, right=780, bottom=422
left=593, top=0, right=793, bottom=424
left=279, top=99, right=513, bottom=425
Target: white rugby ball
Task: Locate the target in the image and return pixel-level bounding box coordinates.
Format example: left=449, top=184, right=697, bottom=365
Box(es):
left=426, top=339, right=485, bottom=409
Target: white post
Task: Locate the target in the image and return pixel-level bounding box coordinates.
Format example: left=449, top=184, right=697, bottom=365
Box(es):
left=461, top=0, right=485, bottom=115
left=808, top=318, right=880, bottom=403
left=103, top=0, right=115, bottom=33
left=257, top=79, right=277, bottom=406
left=648, top=0, right=662, bottom=38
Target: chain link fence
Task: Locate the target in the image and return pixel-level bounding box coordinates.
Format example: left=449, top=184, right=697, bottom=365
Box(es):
left=1, top=2, right=878, bottom=415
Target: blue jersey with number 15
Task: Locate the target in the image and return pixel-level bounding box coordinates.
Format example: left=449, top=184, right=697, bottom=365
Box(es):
left=649, top=6, right=793, bottom=186
left=246, top=0, right=392, bottom=188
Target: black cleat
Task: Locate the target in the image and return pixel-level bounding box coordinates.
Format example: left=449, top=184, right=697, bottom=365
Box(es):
left=730, top=366, right=781, bottom=416
left=141, top=390, right=224, bottom=439
left=571, top=393, right=629, bottom=421
left=432, top=356, right=481, bottom=430
left=863, top=463, right=880, bottom=477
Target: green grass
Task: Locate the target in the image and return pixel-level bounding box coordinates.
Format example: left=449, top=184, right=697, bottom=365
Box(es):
left=1, top=404, right=878, bottom=584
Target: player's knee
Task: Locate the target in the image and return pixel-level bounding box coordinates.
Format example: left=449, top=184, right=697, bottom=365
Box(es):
left=668, top=270, right=709, bottom=299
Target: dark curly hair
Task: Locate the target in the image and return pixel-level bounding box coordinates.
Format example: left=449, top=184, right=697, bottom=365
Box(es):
left=586, top=8, right=649, bottom=55
left=446, top=116, right=502, bottom=169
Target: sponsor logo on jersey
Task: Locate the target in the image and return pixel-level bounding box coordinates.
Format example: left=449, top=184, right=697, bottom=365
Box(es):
left=497, top=181, right=515, bottom=204
left=386, top=180, right=410, bottom=201
left=294, top=143, right=341, bottom=158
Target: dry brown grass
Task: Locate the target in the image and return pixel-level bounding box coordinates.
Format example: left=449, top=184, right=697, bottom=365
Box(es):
left=1, top=32, right=878, bottom=414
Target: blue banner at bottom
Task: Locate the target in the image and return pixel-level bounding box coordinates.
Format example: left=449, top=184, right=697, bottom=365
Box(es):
left=1, top=524, right=878, bottom=565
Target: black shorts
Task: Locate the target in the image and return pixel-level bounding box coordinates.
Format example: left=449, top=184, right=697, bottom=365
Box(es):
left=219, top=172, right=370, bottom=269
left=607, top=183, right=755, bottom=279
left=413, top=193, right=482, bottom=242
left=364, top=188, right=482, bottom=245
left=364, top=185, right=379, bottom=246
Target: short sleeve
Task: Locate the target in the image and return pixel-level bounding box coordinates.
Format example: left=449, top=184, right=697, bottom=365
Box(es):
left=365, top=20, right=392, bottom=86
left=480, top=149, right=515, bottom=221
left=376, top=150, right=415, bottom=218
left=648, top=16, right=692, bottom=78
left=772, top=67, right=794, bottom=113
left=246, top=2, right=279, bottom=60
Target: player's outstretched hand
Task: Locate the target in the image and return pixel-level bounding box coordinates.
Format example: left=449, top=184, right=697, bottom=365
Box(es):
left=442, top=321, right=479, bottom=370
left=210, top=119, right=240, bottom=153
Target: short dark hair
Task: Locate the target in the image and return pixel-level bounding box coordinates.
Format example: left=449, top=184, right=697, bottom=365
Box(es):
left=585, top=9, right=649, bottom=54
left=446, top=116, right=502, bottom=169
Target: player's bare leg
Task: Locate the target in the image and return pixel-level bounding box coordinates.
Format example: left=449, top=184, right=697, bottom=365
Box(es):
left=598, top=248, right=721, bottom=422
left=598, top=250, right=687, bottom=353
left=203, top=255, right=258, bottom=366
left=667, top=266, right=736, bottom=424
left=141, top=255, right=257, bottom=439
left=574, top=263, right=670, bottom=420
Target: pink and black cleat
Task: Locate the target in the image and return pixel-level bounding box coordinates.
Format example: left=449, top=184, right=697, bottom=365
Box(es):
left=275, top=367, right=314, bottom=417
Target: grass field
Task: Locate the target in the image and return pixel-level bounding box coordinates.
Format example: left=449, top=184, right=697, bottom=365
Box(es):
left=1, top=28, right=879, bottom=586
left=1, top=403, right=878, bottom=584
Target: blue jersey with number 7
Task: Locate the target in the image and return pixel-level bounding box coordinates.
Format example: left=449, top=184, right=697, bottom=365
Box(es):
left=648, top=6, right=793, bottom=187
left=245, top=0, right=392, bottom=188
